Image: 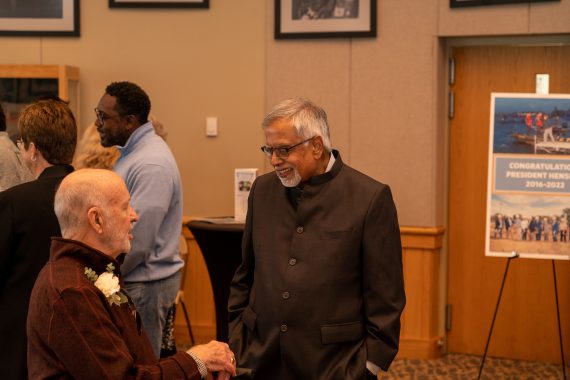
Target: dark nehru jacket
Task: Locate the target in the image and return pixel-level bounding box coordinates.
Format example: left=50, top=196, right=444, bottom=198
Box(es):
left=228, top=151, right=406, bottom=380
left=27, top=238, right=201, bottom=380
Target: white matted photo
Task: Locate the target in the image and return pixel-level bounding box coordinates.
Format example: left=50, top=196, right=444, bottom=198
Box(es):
left=275, top=0, right=376, bottom=39
left=0, top=0, right=79, bottom=37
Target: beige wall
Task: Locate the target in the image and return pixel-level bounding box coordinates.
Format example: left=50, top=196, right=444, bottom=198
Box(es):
left=1, top=0, right=569, bottom=225
left=0, top=1, right=266, bottom=218
left=266, top=0, right=570, bottom=227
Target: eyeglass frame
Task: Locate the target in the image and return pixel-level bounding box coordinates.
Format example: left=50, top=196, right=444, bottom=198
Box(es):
left=94, top=107, right=125, bottom=125
left=260, top=136, right=315, bottom=158
left=16, top=138, right=25, bottom=149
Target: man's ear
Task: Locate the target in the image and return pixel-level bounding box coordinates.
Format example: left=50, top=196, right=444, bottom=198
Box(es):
left=124, top=114, right=140, bottom=131
left=311, top=135, right=324, bottom=158
left=87, top=207, right=104, bottom=234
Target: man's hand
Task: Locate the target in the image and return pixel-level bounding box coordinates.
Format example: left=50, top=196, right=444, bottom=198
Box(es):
left=187, top=340, right=236, bottom=378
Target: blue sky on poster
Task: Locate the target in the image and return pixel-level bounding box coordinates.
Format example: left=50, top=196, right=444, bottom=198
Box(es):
left=495, top=98, right=570, bottom=114
left=491, top=194, right=569, bottom=217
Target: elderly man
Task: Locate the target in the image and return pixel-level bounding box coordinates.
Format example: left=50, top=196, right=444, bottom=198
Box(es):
left=27, top=169, right=236, bottom=380
left=228, top=98, right=405, bottom=379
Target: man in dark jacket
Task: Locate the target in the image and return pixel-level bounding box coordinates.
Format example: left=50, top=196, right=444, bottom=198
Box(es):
left=228, top=98, right=405, bottom=380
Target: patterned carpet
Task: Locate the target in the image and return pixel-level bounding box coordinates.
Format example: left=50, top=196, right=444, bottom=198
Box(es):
left=177, top=334, right=567, bottom=380
left=379, top=354, right=568, bottom=380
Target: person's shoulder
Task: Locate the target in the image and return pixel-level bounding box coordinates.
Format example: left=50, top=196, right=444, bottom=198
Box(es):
left=0, top=177, right=38, bottom=200
left=129, top=134, right=175, bottom=163
left=48, top=256, right=96, bottom=292
left=252, top=171, right=281, bottom=189
left=340, top=163, right=390, bottom=191
left=0, top=141, right=19, bottom=161
left=256, top=171, right=277, bottom=182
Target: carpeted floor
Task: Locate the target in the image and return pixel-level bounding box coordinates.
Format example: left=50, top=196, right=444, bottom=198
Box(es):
left=379, top=353, right=568, bottom=380
left=177, top=337, right=568, bottom=379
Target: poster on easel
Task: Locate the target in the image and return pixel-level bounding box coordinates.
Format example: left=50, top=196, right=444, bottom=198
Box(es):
left=485, top=93, right=570, bottom=260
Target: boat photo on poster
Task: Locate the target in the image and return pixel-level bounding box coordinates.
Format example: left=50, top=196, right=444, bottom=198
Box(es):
left=485, top=93, right=570, bottom=260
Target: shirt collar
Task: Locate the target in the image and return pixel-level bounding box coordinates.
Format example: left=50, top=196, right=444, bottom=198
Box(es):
left=117, top=121, right=154, bottom=154
left=325, top=151, right=335, bottom=173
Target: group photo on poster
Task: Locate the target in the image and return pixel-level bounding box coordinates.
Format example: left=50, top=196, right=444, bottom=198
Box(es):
left=486, top=93, right=570, bottom=260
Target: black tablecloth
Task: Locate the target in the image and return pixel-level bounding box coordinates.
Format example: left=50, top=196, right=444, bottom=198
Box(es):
left=186, top=220, right=244, bottom=342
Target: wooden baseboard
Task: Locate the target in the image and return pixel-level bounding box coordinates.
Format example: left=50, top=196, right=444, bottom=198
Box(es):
left=398, top=336, right=444, bottom=359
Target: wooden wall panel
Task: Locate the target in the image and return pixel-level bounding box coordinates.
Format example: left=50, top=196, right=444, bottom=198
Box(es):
left=174, top=225, right=216, bottom=346
left=398, top=226, right=445, bottom=359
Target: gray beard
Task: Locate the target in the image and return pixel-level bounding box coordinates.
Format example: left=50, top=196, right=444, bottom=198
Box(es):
left=277, top=168, right=302, bottom=187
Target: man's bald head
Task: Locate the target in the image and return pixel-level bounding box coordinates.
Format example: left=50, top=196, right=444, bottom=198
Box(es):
left=54, top=169, right=137, bottom=257
left=55, top=169, right=123, bottom=235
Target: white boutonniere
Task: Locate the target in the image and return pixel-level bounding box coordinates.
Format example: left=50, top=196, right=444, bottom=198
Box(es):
left=85, top=263, right=128, bottom=306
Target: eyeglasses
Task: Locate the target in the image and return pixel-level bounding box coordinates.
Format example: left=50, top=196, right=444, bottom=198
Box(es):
left=260, top=136, right=314, bottom=158
left=16, top=138, right=24, bottom=149
left=94, top=108, right=123, bottom=125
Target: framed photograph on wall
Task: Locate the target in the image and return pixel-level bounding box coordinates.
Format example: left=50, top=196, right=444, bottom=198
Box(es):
left=0, top=0, right=79, bottom=37
left=275, top=0, right=377, bottom=39
left=109, top=0, right=208, bottom=8
left=450, top=0, right=559, bottom=8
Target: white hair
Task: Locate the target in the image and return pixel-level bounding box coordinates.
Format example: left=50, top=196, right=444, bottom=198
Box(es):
left=262, top=98, right=332, bottom=152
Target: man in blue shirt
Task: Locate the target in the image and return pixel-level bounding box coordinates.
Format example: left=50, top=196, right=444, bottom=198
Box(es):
left=95, top=81, right=184, bottom=357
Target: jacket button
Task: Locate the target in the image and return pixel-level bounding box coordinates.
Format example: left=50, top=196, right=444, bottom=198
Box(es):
left=296, top=226, right=304, bottom=233
left=282, top=291, right=290, bottom=300
left=289, top=258, right=297, bottom=266
left=280, top=324, right=288, bottom=332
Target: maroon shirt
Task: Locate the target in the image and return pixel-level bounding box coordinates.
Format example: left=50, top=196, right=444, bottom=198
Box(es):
left=27, top=238, right=201, bottom=380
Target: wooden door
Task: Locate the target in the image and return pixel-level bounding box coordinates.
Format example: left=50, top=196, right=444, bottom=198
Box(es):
left=448, top=46, right=570, bottom=363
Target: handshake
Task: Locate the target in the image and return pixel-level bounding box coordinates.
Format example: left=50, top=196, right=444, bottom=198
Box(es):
left=187, top=340, right=237, bottom=380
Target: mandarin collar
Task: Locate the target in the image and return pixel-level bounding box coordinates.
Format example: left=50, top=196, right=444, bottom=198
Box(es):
left=50, top=238, right=122, bottom=277
left=304, top=150, right=342, bottom=187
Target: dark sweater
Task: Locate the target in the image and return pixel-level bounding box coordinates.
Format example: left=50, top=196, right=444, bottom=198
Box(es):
left=27, top=238, right=200, bottom=380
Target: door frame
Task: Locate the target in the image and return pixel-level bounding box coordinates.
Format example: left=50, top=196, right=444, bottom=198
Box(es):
left=440, top=34, right=570, bottom=355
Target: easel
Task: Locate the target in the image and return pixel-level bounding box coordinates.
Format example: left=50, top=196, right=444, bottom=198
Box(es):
left=477, top=253, right=567, bottom=380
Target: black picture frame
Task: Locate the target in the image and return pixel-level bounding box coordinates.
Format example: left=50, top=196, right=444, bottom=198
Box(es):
left=109, top=0, right=208, bottom=8
left=0, top=0, right=79, bottom=37
left=275, top=0, right=377, bottom=39
left=450, top=0, right=559, bottom=7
